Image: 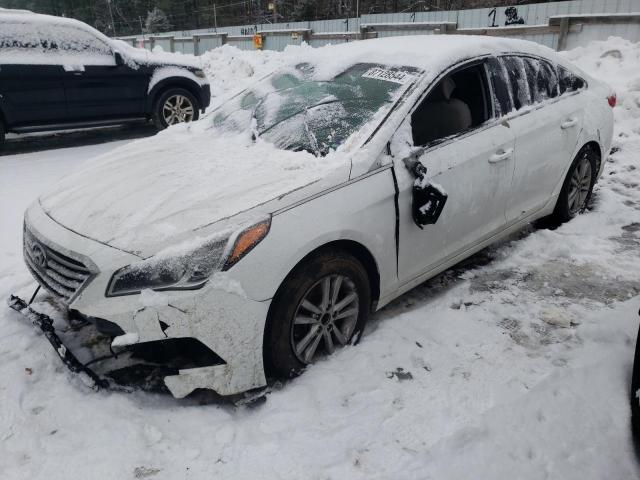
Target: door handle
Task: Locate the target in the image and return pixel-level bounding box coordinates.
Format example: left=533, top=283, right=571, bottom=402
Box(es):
left=488, top=148, right=513, bottom=164
left=561, top=117, right=578, bottom=129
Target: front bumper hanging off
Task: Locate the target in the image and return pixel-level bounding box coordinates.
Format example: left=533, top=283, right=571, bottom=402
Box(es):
left=7, top=293, right=110, bottom=390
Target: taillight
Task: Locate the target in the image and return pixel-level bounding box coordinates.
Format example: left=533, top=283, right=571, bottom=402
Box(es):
left=607, top=93, right=617, bottom=108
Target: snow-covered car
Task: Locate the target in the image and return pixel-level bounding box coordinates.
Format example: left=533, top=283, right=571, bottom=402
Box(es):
left=0, top=9, right=210, bottom=146
left=14, top=36, right=614, bottom=399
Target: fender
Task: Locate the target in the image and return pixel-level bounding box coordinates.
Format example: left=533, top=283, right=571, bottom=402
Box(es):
left=146, top=72, right=208, bottom=113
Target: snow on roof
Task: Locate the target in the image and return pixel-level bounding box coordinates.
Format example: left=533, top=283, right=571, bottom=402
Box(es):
left=284, top=35, right=558, bottom=80
left=0, top=7, right=33, bottom=14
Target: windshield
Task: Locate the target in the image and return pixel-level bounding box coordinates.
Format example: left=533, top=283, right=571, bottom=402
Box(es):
left=212, top=63, right=420, bottom=156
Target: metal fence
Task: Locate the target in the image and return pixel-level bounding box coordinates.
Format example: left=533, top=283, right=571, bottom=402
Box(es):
left=117, top=0, right=640, bottom=53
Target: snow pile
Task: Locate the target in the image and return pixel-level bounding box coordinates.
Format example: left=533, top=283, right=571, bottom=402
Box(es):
left=200, top=44, right=286, bottom=97
left=1, top=37, right=640, bottom=479
left=561, top=36, right=640, bottom=125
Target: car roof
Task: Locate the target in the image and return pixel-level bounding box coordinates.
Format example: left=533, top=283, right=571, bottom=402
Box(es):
left=297, top=35, right=560, bottom=77
left=0, top=8, right=98, bottom=32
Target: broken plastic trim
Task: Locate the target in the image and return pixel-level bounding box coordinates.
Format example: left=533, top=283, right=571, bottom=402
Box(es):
left=7, top=293, right=110, bottom=390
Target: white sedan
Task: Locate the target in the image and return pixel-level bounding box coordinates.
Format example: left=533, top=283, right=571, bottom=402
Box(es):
left=17, top=36, right=614, bottom=398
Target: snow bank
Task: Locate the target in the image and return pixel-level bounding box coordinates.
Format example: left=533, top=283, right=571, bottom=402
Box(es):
left=199, top=44, right=285, bottom=98
left=560, top=36, right=640, bottom=126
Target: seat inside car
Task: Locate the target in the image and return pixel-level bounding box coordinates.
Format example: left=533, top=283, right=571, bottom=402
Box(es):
left=411, top=65, right=489, bottom=147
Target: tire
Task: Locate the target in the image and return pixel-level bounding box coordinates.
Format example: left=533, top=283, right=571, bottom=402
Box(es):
left=550, top=146, right=598, bottom=224
left=264, top=250, right=372, bottom=379
left=152, top=87, right=200, bottom=130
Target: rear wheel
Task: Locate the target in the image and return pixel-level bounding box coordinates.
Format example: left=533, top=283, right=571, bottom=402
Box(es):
left=550, top=146, right=598, bottom=224
left=264, top=250, right=371, bottom=378
left=152, top=88, right=200, bottom=130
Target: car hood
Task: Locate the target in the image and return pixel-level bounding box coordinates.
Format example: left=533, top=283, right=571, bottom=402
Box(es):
left=39, top=124, right=351, bottom=258
left=111, top=39, right=203, bottom=71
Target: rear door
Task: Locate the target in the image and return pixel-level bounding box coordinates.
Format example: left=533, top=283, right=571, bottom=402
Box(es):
left=0, top=20, right=67, bottom=127
left=555, top=64, right=587, bottom=159
left=497, top=55, right=572, bottom=223
left=55, top=25, right=149, bottom=120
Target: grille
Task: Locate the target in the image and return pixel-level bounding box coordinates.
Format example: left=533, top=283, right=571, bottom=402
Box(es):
left=23, top=227, right=93, bottom=302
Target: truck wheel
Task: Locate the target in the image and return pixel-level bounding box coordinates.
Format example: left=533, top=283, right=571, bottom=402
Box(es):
left=152, top=88, right=200, bottom=130
left=264, top=250, right=371, bottom=379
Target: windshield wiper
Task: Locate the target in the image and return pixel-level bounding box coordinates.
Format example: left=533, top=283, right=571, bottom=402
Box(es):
left=302, top=108, right=322, bottom=157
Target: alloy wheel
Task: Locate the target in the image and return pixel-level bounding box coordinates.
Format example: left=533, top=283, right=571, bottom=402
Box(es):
left=291, top=274, right=359, bottom=364
left=567, top=156, right=592, bottom=215
left=162, top=94, right=195, bottom=125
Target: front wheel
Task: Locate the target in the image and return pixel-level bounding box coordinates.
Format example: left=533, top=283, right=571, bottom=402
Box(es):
left=264, top=250, right=372, bottom=379
left=550, top=146, right=598, bottom=224
left=152, top=88, right=200, bottom=130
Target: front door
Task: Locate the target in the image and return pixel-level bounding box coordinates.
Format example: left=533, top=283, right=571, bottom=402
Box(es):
left=392, top=60, right=516, bottom=284
left=56, top=26, right=149, bottom=120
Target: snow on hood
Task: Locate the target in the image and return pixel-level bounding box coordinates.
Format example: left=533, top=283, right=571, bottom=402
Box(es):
left=111, top=39, right=202, bottom=70
left=39, top=122, right=350, bottom=257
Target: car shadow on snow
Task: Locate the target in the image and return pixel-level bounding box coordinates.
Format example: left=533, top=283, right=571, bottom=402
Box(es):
left=0, top=122, right=157, bottom=156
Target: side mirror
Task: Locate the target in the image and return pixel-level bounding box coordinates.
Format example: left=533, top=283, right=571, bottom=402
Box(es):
left=114, top=51, right=125, bottom=66
left=411, top=162, right=448, bottom=229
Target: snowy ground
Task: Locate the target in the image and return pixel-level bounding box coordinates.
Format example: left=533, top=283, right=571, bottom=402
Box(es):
left=2, top=38, right=640, bottom=479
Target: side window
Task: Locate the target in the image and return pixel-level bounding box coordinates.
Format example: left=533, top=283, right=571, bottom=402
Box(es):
left=558, top=66, right=586, bottom=95
left=0, top=22, right=42, bottom=52
left=523, top=57, right=559, bottom=103
left=0, top=21, right=113, bottom=65
left=486, top=57, right=513, bottom=117
left=51, top=26, right=112, bottom=56
left=411, top=62, right=490, bottom=147
left=501, top=56, right=531, bottom=111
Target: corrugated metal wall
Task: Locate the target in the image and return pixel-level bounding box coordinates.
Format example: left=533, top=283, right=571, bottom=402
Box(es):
left=129, top=0, right=640, bottom=54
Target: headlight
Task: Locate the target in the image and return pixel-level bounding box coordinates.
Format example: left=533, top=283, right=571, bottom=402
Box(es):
left=106, top=219, right=270, bottom=297
left=194, top=68, right=206, bottom=79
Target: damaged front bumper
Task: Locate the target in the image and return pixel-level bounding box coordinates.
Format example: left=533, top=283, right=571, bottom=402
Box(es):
left=20, top=202, right=273, bottom=399
left=7, top=293, right=110, bottom=390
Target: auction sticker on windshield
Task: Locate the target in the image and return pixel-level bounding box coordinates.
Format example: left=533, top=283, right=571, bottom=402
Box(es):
left=362, top=67, right=415, bottom=84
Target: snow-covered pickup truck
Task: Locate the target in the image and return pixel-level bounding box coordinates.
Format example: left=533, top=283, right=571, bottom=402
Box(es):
left=10, top=35, right=614, bottom=400
left=0, top=8, right=210, bottom=146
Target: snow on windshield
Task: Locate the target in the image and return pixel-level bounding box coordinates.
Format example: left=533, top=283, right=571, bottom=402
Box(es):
left=211, top=62, right=420, bottom=156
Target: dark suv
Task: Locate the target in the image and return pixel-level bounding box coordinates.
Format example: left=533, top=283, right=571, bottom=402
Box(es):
left=0, top=9, right=211, bottom=146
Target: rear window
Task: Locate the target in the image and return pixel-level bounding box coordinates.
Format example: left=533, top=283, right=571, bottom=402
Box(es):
left=558, top=65, right=586, bottom=95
